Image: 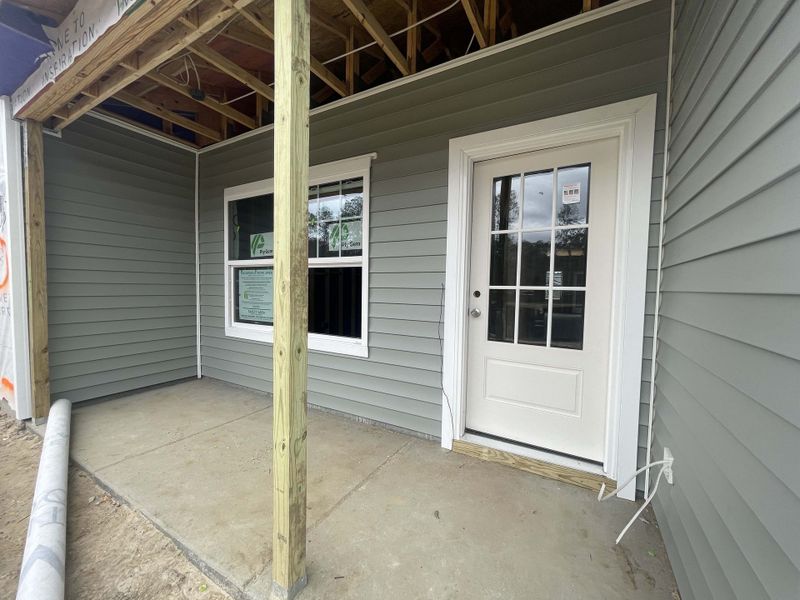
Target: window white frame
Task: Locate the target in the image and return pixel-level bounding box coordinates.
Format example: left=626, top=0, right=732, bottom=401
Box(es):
left=223, top=153, right=375, bottom=358
left=441, top=96, right=657, bottom=501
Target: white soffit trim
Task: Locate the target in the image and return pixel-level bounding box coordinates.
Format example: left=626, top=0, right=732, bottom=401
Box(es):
left=197, top=0, right=656, bottom=154
left=84, top=110, right=198, bottom=153
left=442, top=95, right=658, bottom=501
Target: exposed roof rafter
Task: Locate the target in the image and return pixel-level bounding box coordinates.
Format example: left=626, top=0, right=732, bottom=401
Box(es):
left=54, top=0, right=260, bottom=131
left=341, top=0, right=410, bottom=76
left=190, top=42, right=275, bottom=101
left=143, top=71, right=256, bottom=129
left=113, top=90, right=222, bottom=141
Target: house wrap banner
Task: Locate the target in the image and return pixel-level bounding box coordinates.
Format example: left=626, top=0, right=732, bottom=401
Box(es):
left=0, top=122, right=15, bottom=411
left=11, top=0, right=141, bottom=115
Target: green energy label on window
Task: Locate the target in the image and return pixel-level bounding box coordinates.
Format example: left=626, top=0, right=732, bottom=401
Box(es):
left=328, top=221, right=362, bottom=252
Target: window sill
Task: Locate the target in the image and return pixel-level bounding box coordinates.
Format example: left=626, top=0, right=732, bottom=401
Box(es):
left=225, top=324, right=369, bottom=358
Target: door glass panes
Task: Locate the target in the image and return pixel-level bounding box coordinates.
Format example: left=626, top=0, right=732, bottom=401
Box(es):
left=557, top=165, right=590, bottom=225
left=489, top=233, right=518, bottom=286
left=518, top=290, right=547, bottom=346
left=491, top=175, right=520, bottom=231
left=554, top=228, right=588, bottom=287
left=551, top=291, right=585, bottom=349
left=485, top=163, right=590, bottom=349
left=488, top=289, right=516, bottom=342
left=520, top=231, right=550, bottom=286
left=523, top=171, right=552, bottom=228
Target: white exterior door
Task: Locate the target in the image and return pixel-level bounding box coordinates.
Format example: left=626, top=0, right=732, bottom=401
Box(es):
left=465, top=138, right=619, bottom=462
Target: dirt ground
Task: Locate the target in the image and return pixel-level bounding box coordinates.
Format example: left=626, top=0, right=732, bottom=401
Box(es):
left=0, top=411, right=232, bottom=600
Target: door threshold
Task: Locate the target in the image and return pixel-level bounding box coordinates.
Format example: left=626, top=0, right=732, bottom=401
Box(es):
left=453, top=433, right=616, bottom=494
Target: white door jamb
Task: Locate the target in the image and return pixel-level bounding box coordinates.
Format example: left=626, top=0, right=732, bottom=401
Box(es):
left=441, top=95, right=658, bottom=500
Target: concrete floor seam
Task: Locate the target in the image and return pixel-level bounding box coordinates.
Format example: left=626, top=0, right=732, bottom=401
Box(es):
left=91, top=405, right=272, bottom=473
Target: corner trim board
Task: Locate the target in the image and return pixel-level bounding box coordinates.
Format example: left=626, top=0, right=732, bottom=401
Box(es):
left=442, top=95, right=658, bottom=501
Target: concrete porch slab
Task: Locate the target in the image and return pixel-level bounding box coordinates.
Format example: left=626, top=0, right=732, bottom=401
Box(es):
left=66, top=378, right=677, bottom=599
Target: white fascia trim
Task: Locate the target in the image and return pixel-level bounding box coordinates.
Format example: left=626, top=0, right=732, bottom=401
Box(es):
left=198, top=0, right=656, bottom=154
left=223, top=153, right=375, bottom=359
left=442, top=95, right=658, bottom=501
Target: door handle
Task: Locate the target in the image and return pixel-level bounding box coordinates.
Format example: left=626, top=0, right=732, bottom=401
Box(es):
left=470, top=308, right=481, bottom=318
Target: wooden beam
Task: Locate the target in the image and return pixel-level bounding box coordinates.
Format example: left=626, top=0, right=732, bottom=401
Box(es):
left=361, top=58, right=387, bottom=85
left=310, top=3, right=347, bottom=39
left=15, top=0, right=196, bottom=122
left=271, top=0, right=309, bottom=596
left=452, top=440, right=617, bottom=494
left=114, top=90, right=223, bottom=141
left=484, top=0, right=498, bottom=46
left=342, top=0, right=410, bottom=76
left=460, top=0, right=488, bottom=49
left=54, top=0, right=259, bottom=132
left=406, top=0, right=418, bottom=74
left=22, top=121, right=50, bottom=419
left=222, top=2, right=349, bottom=98
left=190, top=43, right=275, bottom=102
left=346, top=26, right=357, bottom=95
left=143, top=72, right=256, bottom=129
left=221, top=22, right=275, bottom=54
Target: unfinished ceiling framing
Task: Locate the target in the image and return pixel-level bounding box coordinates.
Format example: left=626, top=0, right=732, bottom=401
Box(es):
left=10, top=0, right=612, bottom=148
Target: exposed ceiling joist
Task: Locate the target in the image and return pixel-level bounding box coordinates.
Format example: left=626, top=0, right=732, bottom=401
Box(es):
left=222, top=2, right=348, bottom=98
left=143, top=72, right=256, bottom=129
left=484, top=0, right=498, bottom=46
left=54, top=0, right=259, bottom=131
left=113, top=90, right=222, bottom=141
left=310, top=3, right=348, bottom=40
left=190, top=42, right=275, bottom=102
left=460, top=0, right=488, bottom=48
left=17, top=0, right=197, bottom=121
left=341, top=0, right=410, bottom=76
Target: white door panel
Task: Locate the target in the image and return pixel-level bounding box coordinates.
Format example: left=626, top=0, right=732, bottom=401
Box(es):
left=465, top=138, right=619, bottom=462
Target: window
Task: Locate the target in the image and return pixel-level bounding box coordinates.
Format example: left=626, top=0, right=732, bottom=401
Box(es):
left=223, top=154, right=374, bottom=357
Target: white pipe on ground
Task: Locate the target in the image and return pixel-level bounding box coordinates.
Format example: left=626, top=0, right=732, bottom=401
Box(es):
left=16, top=398, right=72, bottom=600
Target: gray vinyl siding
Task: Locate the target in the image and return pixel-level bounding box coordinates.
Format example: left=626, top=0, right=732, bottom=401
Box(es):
left=45, top=118, right=197, bottom=403
left=199, top=1, right=670, bottom=476
left=652, top=0, right=800, bottom=598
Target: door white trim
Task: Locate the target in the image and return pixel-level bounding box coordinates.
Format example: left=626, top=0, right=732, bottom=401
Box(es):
left=442, top=95, right=657, bottom=500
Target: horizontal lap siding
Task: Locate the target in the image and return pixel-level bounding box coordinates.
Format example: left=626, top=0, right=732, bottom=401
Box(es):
left=653, top=1, right=800, bottom=598
left=45, top=118, right=196, bottom=402
left=199, top=3, right=669, bottom=462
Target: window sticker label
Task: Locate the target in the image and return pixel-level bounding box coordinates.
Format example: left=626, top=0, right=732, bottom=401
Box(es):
left=250, top=232, right=273, bottom=258
left=329, top=220, right=362, bottom=252
left=562, top=183, right=581, bottom=205
left=239, top=269, right=273, bottom=323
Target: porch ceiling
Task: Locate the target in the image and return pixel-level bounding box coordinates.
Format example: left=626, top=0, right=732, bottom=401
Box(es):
left=11, top=0, right=618, bottom=149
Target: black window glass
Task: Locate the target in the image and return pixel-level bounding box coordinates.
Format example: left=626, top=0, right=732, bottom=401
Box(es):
left=308, top=267, right=362, bottom=338
left=229, top=194, right=274, bottom=260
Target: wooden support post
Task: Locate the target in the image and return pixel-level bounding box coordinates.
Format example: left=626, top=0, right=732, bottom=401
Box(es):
left=22, top=120, right=50, bottom=420
left=271, top=0, right=309, bottom=598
